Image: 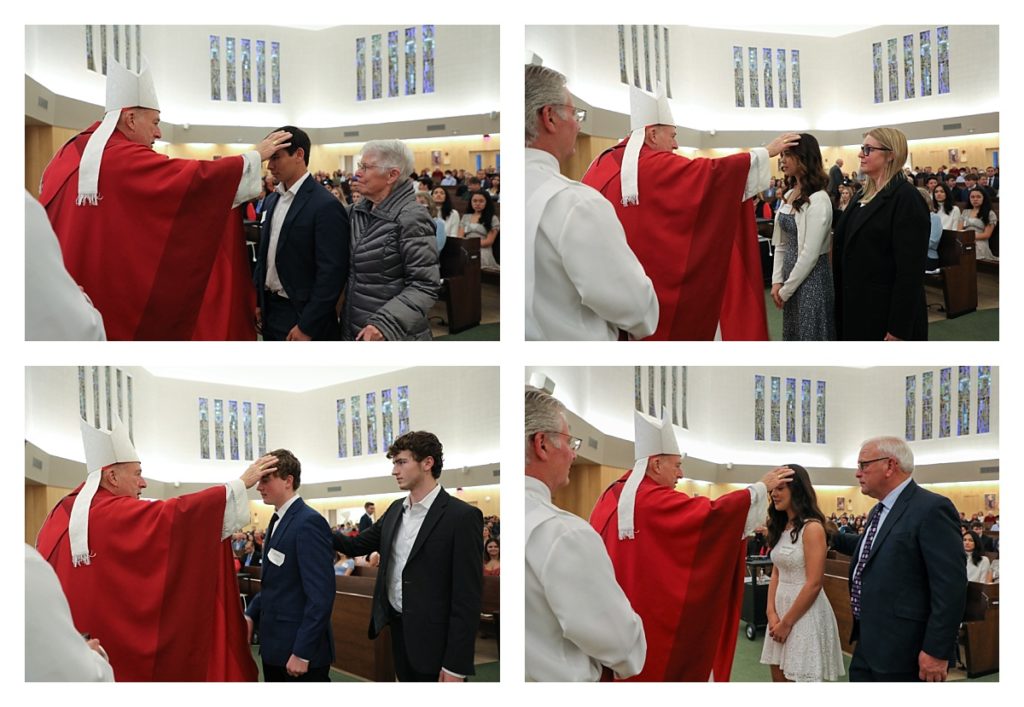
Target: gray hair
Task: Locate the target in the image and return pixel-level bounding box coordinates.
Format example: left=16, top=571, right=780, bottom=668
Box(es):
left=525, top=64, right=568, bottom=145
left=861, top=435, right=914, bottom=473
left=525, top=385, right=566, bottom=463
left=360, top=139, right=414, bottom=178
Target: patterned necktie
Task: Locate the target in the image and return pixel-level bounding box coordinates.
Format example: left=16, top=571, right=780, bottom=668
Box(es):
left=267, top=512, right=280, bottom=544
left=850, top=505, right=883, bottom=619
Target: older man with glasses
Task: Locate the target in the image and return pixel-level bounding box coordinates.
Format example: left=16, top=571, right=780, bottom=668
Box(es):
left=343, top=140, right=439, bottom=341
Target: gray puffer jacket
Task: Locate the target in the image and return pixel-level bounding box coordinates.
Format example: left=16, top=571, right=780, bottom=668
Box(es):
left=343, top=180, right=440, bottom=340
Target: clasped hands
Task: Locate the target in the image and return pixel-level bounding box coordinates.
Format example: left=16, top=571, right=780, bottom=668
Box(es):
left=766, top=612, right=792, bottom=643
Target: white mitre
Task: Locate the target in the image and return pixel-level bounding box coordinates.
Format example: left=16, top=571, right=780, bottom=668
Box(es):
left=77, top=56, right=161, bottom=206
left=616, top=407, right=680, bottom=539
left=621, top=83, right=676, bottom=206
left=68, top=415, right=141, bottom=566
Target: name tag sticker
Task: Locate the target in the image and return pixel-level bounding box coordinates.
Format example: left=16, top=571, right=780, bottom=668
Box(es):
left=267, top=548, right=286, bottom=566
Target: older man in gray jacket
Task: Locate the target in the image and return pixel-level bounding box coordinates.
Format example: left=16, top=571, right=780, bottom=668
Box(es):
left=344, top=140, right=440, bottom=340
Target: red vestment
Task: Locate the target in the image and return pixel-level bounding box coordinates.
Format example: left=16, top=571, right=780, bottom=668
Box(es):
left=35, top=484, right=257, bottom=682
left=581, top=141, right=768, bottom=340
left=39, top=123, right=256, bottom=340
left=590, top=474, right=751, bottom=681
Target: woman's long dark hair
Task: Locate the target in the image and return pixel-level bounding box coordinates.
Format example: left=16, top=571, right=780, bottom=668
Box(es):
left=469, top=189, right=497, bottom=230
left=932, top=183, right=954, bottom=214
left=484, top=537, right=500, bottom=562
left=965, top=530, right=985, bottom=566
left=968, top=187, right=993, bottom=224
left=766, top=464, right=827, bottom=548
left=432, top=187, right=454, bottom=219
left=785, top=133, right=829, bottom=211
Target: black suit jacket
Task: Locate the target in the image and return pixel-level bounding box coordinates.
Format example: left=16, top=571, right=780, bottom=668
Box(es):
left=254, top=175, right=349, bottom=339
left=358, top=513, right=374, bottom=533
left=832, top=480, right=966, bottom=675
left=332, top=487, right=483, bottom=676
left=832, top=177, right=930, bottom=340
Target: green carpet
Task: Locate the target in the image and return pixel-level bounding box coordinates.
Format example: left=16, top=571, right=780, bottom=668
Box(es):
left=762, top=290, right=998, bottom=341
left=249, top=646, right=498, bottom=682
left=436, top=322, right=500, bottom=341
left=729, top=625, right=997, bottom=682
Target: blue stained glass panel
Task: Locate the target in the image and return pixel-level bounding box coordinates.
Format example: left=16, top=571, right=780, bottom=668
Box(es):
left=801, top=379, right=810, bottom=443
left=647, top=366, right=655, bottom=417
left=905, top=375, right=916, bottom=441
left=104, top=366, right=112, bottom=431
left=664, top=27, right=672, bottom=98
left=86, top=26, right=95, bottom=71
left=226, top=37, right=236, bottom=101
left=243, top=401, right=253, bottom=460
left=92, top=366, right=100, bottom=429
left=770, top=376, right=780, bottom=441
left=405, top=27, right=416, bottom=95
left=127, top=375, right=134, bottom=442
left=733, top=46, right=744, bottom=107
left=210, top=35, right=220, bottom=100
left=920, top=30, right=932, bottom=97
left=763, top=48, right=774, bottom=108
left=229, top=400, right=239, bottom=460
left=101, top=25, right=107, bottom=74
left=398, top=385, right=410, bottom=436
left=977, top=366, right=991, bottom=434
left=785, top=377, right=795, bottom=442
left=423, top=25, right=435, bottom=93
left=634, top=366, right=642, bottom=411
left=618, top=26, right=628, bottom=83
left=937, top=26, right=950, bottom=94
left=671, top=367, right=678, bottom=425
left=351, top=395, right=362, bottom=456
left=888, top=38, right=899, bottom=101
left=777, top=49, right=788, bottom=108
left=681, top=367, right=687, bottom=428
left=113, top=24, right=120, bottom=64
left=816, top=381, right=826, bottom=444
left=939, top=368, right=951, bottom=438
left=79, top=367, right=87, bottom=419
left=116, top=369, right=124, bottom=421
left=367, top=393, right=378, bottom=454
left=749, top=48, right=759, bottom=107
left=631, top=25, right=640, bottom=87
left=654, top=25, right=661, bottom=84
left=659, top=366, right=667, bottom=414
left=241, top=38, right=251, bottom=102
left=958, top=366, right=971, bottom=435
left=199, top=398, right=210, bottom=459
left=271, top=41, right=281, bottom=103
left=356, top=37, right=366, bottom=101
left=257, top=403, right=266, bottom=456
left=125, top=24, right=132, bottom=70
left=382, top=389, right=394, bottom=448
left=337, top=399, right=347, bottom=458
left=791, top=50, right=801, bottom=108
left=371, top=34, right=382, bottom=100
left=903, top=35, right=915, bottom=99
left=214, top=399, right=225, bottom=460
left=257, top=39, right=266, bottom=102
left=388, top=31, right=399, bottom=97
left=922, top=371, right=933, bottom=440
left=872, top=42, right=883, bottom=103
left=754, top=375, right=765, bottom=441
left=643, top=25, right=652, bottom=91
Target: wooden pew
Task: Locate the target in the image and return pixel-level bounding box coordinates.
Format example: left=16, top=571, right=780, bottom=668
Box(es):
left=823, top=556, right=855, bottom=655
left=962, top=581, right=999, bottom=677
left=925, top=229, right=977, bottom=318
left=438, top=237, right=481, bottom=333
left=332, top=574, right=395, bottom=681
left=480, top=575, right=500, bottom=652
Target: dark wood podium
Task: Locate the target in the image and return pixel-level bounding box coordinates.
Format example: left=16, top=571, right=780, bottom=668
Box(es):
left=926, top=229, right=977, bottom=318
left=439, top=237, right=481, bottom=333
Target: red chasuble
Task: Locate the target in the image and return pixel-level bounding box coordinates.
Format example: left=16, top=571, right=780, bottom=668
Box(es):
left=35, top=485, right=258, bottom=682
left=581, top=141, right=768, bottom=340
left=590, top=474, right=752, bottom=681
left=39, top=123, right=256, bottom=340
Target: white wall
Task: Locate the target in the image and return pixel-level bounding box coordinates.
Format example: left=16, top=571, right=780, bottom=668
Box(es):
left=26, top=366, right=499, bottom=485
left=525, top=24, right=997, bottom=133
left=25, top=25, right=499, bottom=127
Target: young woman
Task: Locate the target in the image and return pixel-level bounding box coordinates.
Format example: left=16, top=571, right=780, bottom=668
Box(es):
left=414, top=192, right=447, bottom=252
left=431, top=186, right=461, bottom=240
left=770, top=133, right=835, bottom=340
left=836, top=183, right=855, bottom=212
left=964, top=531, right=991, bottom=583
left=483, top=538, right=500, bottom=576
left=919, top=187, right=944, bottom=271
left=459, top=190, right=500, bottom=269
left=931, top=182, right=961, bottom=231
left=759, top=464, right=844, bottom=682
left=960, top=187, right=998, bottom=260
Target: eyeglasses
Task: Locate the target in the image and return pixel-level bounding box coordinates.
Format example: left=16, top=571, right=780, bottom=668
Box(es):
left=356, top=162, right=391, bottom=172
left=859, top=144, right=893, bottom=156
left=549, top=104, right=587, bottom=123
left=856, top=456, right=890, bottom=471
left=542, top=431, right=583, bottom=451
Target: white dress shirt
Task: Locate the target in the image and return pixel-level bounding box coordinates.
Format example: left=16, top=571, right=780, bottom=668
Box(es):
left=264, top=171, right=312, bottom=296
left=856, top=476, right=914, bottom=566
left=387, top=483, right=442, bottom=613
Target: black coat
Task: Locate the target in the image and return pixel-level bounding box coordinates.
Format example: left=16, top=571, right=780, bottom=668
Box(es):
left=832, top=481, right=966, bottom=675
left=832, top=176, right=930, bottom=340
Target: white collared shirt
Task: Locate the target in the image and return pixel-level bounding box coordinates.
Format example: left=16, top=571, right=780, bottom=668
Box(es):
left=387, top=483, right=442, bottom=612
left=269, top=493, right=301, bottom=540
left=265, top=171, right=312, bottom=296
left=856, top=476, right=913, bottom=565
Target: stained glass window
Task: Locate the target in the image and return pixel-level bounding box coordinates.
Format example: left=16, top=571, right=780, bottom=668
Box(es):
left=371, top=34, right=382, bottom=100
left=199, top=398, right=210, bottom=459
left=754, top=375, right=765, bottom=441
left=382, top=389, right=394, bottom=448
left=210, top=35, right=221, bottom=100
left=664, top=27, right=672, bottom=98
left=647, top=366, right=655, bottom=417
left=801, top=379, right=811, bottom=443
left=905, top=375, right=916, bottom=441
left=887, top=38, right=898, bottom=101
left=763, top=48, right=774, bottom=108
left=241, top=38, right=251, bottom=102
left=92, top=366, right=100, bottom=428
left=104, top=367, right=112, bottom=430
left=367, top=393, right=378, bottom=454
left=257, top=403, right=266, bottom=456
left=920, top=30, right=932, bottom=97
left=671, top=367, right=679, bottom=424
left=634, top=366, right=643, bottom=412
left=770, top=376, right=781, bottom=442
left=423, top=25, right=435, bottom=93
left=681, top=367, right=687, bottom=428
left=135, top=25, right=141, bottom=70
left=86, top=26, right=95, bottom=71
left=618, top=26, right=628, bottom=83
left=113, top=24, right=120, bottom=64
left=388, top=31, right=399, bottom=97
left=127, top=375, right=134, bottom=442
left=78, top=366, right=87, bottom=419
left=100, top=25, right=108, bottom=74
left=271, top=41, right=281, bottom=103
left=922, top=371, right=934, bottom=439
left=654, top=25, right=661, bottom=85
left=116, top=369, right=124, bottom=421
left=977, top=366, right=991, bottom=434
left=229, top=400, right=239, bottom=460
left=243, top=401, right=253, bottom=460
left=939, top=368, right=951, bottom=438
left=356, top=37, right=366, bottom=102
left=872, top=42, right=883, bottom=103
left=659, top=366, right=667, bottom=414
left=631, top=25, right=640, bottom=87
left=791, top=50, right=801, bottom=108
left=733, top=47, right=744, bottom=107
left=643, top=25, right=652, bottom=91
left=125, top=24, right=132, bottom=70
left=958, top=366, right=971, bottom=435
left=748, top=48, right=759, bottom=107
left=816, top=381, right=826, bottom=444
left=336, top=399, right=347, bottom=458
left=785, top=378, right=796, bottom=442
left=903, top=35, right=915, bottom=99
left=214, top=399, right=225, bottom=460
left=405, top=27, right=416, bottom=95
left=398, top=385, right=410, bottom=436
left=351, top=395, right=362, bottom=456
left=226, top=37, right=236, bottom=101
left=777, top=49, right=788, bottom=108
left=937, top=26, right=950, bottom=94
left=257, top=39, right=267, bottom=102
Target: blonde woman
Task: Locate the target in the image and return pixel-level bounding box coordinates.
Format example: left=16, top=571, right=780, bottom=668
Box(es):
left=831, top=128, right=931, bottom=340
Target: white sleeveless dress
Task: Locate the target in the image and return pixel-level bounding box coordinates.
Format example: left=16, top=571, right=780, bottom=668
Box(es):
left=759, top=524, right=845, bottom=681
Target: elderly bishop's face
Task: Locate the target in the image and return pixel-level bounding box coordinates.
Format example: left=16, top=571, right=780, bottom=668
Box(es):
left=646, top=125, right=678, bottom=153
left=647, top=454, right=683, bottom=487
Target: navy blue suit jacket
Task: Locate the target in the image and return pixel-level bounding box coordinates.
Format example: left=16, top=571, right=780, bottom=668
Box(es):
left=245, top=497, right=336, bottom=668
left=254, top=175, right=349, bottom=339
left=833, top=480, right=966, bottom=675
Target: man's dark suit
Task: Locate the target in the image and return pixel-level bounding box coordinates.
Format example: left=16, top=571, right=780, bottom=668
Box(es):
left=242, top=547, right=262, bottom=567
left=332, top=487, right=483, bottom=680
left=828, top=163, right=844, bottom=197
left=358, top=512, right=374, bottom=533
left=245, top=497, right=336, bottom=681
left=254, top=175, right=349, bottom=340
left=832, top=480, right=966, bottom=681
